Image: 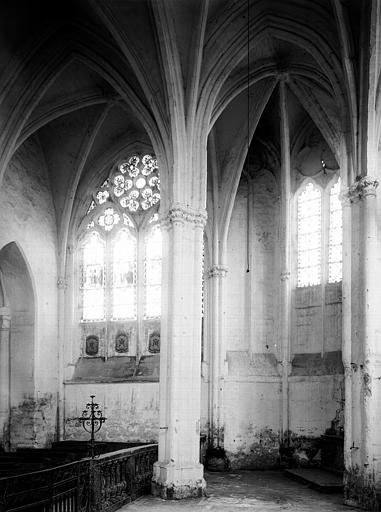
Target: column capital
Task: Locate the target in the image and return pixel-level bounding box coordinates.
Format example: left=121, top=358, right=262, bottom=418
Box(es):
left=341, top=176, right=379, bottom=204
left=160, top=203, right=207, bottom=230
left=208, top=265, right=227, bottom=278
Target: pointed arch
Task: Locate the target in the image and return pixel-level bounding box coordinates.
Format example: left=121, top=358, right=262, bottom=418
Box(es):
left=0, top=25, right=167, bottom=188
left=195, top=9, right=348, bottom=179
left=0, top=242, right=36, bottom=449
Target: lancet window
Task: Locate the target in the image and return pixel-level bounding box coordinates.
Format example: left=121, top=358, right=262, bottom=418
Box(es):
left=296, top=177, right=342, bottom=288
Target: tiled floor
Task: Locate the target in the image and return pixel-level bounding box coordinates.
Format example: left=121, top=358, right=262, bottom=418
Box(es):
left=120, top=471, right=357, bottom=511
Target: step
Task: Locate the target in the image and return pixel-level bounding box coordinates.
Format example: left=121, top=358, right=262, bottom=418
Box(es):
left=284, top=468, right=343, bottom=493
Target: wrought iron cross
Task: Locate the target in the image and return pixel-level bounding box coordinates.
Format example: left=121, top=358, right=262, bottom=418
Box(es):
left=78, top=395, right=106, bottom=458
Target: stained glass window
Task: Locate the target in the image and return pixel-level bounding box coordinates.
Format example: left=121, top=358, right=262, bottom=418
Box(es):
left=112, top=154, right=160, bottom=213
left=297, top=183, right=322, bottom=287
left=79, top=153, right=162, bottom=356
left=328, top=178, right=342, bottom=283
left=81, top=232, right=105, bottom=321
left=112, top=229, right=137, bottom=320
left=144, top=224, right=162, bottom=318
left=296, top=176, right=342, bottom=288
left=85, top=154, right=160, bottom=228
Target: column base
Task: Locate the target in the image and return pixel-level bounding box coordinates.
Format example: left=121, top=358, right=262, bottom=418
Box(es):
left=151, top=461, right=206, bottom=499
left=344, top=467, right=381, bottom=510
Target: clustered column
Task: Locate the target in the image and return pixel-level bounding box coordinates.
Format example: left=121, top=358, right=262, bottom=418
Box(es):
left=279, top=80, right=292, bottom=442
left=342, top=176, right=381, bottom=509
left=0, top=307, right=11, bottom=449
left=207, top=264, right=227, bottom=452
left=152, top=203, right=206, bottom=499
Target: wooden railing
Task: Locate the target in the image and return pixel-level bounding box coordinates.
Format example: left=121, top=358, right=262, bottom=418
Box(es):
left=0, top=444, right=158, bottom=512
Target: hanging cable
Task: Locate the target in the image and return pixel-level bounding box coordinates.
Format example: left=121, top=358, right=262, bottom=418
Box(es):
left=247, top=0, right=250, bottom=154
left=246, top=0, right=251, bottom=273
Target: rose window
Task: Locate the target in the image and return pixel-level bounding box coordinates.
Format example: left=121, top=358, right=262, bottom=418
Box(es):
left=85, top=153, right=160, bottom=233
left=96, top=190, right=109, bottom=204
left=110, top=155, right=160, bottom=213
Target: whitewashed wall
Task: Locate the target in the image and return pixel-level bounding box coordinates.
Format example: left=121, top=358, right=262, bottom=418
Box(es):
left=0, top=136, right=58, bottom=448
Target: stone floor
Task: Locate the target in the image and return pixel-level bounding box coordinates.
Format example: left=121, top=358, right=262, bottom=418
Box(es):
left=121, top=471, right=357, bottom=511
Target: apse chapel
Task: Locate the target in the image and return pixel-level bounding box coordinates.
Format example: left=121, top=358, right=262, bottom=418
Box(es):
left=0, top=0, right=380, bottom=509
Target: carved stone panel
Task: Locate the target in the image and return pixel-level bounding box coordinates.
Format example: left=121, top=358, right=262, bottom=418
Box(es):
left=148, top=330, right=160, bottom=353
left=115, top=331, right=130, bottom=353
left=85, top=335, right=99, bottom=356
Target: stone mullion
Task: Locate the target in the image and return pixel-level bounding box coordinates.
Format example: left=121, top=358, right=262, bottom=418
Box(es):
left=152, top=204, right=206, bottom=499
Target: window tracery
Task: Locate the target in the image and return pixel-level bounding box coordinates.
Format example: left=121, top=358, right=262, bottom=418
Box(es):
left=78, top=154, right=161, bottom=360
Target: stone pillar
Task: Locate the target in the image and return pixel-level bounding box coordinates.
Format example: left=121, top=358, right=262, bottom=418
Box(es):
left=57, top=275, right=68, bottom=441
left=152, top=203, right=206, bottom=499
left=0, top=307, right=11, bottom=449
left=340, top=190, right=352, bottom=476
left=207, top=264, right=227, bottom=459
left=342, top=177, right=381, bottom=509
left=279, top=81, right=292, bottom=441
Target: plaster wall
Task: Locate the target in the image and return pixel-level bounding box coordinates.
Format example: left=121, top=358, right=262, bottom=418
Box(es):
left=0, top=136, right=58, bottom=447
left=226, top=174, right=279, bottom=353
left=224, top=174, right=281, bottom=468
left=223, top=170, right=343, bottom=468
left=225, top=184, right=249, bottom=352
left=289, top=375, right=344, bottom=437
left=290, top=283, right=343, bottom=440
left=248, top=171, right=279, bottom=354
left=64, top=382, right=159, bottom=443
left=224, top=378, right=281, bottom=469
left=293, top=285, right=342, bottom=354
